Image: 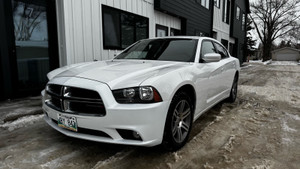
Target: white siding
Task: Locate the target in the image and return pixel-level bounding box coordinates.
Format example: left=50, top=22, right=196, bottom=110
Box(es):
left=56, top=0, right=181, bottom=65
left=213, top=0, right=234, bottom=44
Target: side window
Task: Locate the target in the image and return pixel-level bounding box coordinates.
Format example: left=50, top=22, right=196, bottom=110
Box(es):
left=214, top=42, right=229, bottom=59
left=200, top=41, right=217, bottom=62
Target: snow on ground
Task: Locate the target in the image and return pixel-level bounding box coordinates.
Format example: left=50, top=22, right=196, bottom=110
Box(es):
left=0, top=64, right=299, bottom=169
left=0, top=114, right=43, bottom=131
left=248, top=60, right=299, bottom=66
left=40, top=151, right=82, bottom=169
left=270, top=61, right=299, bottom=65
left=92, top=150, right=134, bottom=169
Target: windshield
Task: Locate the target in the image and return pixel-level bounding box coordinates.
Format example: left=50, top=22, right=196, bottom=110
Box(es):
left=115, top=39, right=198, bottom=62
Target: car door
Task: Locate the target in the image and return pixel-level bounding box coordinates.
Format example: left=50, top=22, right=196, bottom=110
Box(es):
left=213, top=42, right=235, bottom=95
left=194, top=40, right=224, bottom=115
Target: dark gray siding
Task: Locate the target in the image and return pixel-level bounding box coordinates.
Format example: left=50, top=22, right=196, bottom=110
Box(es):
left=230, top=0, right=249, bottom=63
left=154, top=0, right=213, bottom=36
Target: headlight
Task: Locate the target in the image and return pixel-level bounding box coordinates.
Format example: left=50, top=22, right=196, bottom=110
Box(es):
left=112, top=86, right=162, bottom=104
left=139, top=86, right=153, bottom=101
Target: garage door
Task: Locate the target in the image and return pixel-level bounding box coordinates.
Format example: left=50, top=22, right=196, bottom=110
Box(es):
left=276, top=53, right=299, bottom=61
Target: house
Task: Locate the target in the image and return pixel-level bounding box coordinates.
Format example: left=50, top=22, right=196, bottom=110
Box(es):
left=0, top=0, right=249, bottom=100
left=213, top=0, right=250, bottom=63
left=272, top=47, right=300, bottom=61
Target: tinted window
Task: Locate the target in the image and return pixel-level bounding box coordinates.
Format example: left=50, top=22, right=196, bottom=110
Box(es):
left=102, top=5, right=149, bottom=49
left=200, top=41, right=217, bottom=59
left=116, top=39, right=197, bottom=62
left=103, top=8, right=120, bottom=48
left=214, top=42, right=229, bottom=59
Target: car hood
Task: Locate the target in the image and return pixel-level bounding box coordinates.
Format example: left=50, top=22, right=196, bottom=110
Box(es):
left=53, top=60, right=190, bottom=89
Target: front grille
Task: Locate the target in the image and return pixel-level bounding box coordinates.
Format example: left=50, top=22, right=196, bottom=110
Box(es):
left=45, top=84, right=106, bottom=117
left=47, top=84, right=62, bottom=96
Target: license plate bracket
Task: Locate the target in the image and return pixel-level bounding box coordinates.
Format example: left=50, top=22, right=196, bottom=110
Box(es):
left=57, top=114, right=78, bottom=132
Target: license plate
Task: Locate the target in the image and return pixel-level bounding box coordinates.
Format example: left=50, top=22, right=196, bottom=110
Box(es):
left=57, top=114, right=78, bottom=132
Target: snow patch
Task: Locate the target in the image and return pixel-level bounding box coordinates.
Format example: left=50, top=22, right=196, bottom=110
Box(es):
left=40, top=151, right=80, bottom=169
left=166, top=163, right=172, bottom=169
left=203, top=162, right=214, bottom=169
left=252, top=160, right=273, bottom=169
left=0, top=115, right=43, bottom=131
left=214, top=116, right=223, bottom=122
left=281, top=120, right=297, bottom=133
left=92, top=150, right=134, bottom=168
left=223, top=135, right=236, bottom=152
left=282, top=138, right=292, bottom=145
left=173, top=152, right=182, bottom=162
left=270, top=61, right=299, bottom=66
left=285, top=112, right=300, bottom=121
left=38, top=145, right=63, bottom=158
left=248, top=60, right=298, bottom=66
left=263, top=60, right=272, bottom=65
left=248, top=59, right=272, bottom=65
left=249, top=60, right=263, bottom=63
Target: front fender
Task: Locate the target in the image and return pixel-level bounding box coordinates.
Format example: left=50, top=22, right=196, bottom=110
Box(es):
left=140, top=66, right=196, bottom=103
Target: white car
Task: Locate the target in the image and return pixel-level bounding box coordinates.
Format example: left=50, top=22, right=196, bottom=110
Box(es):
left=42, top=37, right=240, bottom=150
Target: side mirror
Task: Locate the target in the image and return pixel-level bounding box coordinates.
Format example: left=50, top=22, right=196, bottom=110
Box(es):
left=202, top=53, right=221, bottom=62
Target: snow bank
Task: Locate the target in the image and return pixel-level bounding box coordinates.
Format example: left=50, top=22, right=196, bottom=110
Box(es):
left=0, top=114, right=43, bottom=131
left=270, top=61, right=299, bottom=66
left=248, top=60, right=299, bottom=66
left=92, top=150, right=134, bottom=169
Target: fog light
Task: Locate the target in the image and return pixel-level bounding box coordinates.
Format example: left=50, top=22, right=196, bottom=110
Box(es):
left=132, top=131, right=141, bottom=139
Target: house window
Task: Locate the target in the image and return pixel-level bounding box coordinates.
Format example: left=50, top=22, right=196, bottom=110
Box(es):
left=196, top=0, right=210, bottom=9
left=102, top=5, right=149, bottom=49
left=170, top=28, right=181, bottom=36
left=221, top=39, right=229, bottom=49
left=214, top=0, right=220, bottom=8
left=242, top=13, right=246, bottom=30
left=213, top=31, right=217, bottom=39
left=236, top=6, right=240, bottom=20
left=222, top=0, right=230, bottom=24
left=156, top=24, right=168, bottom=37
left=229, top=43, right=234, bottom=55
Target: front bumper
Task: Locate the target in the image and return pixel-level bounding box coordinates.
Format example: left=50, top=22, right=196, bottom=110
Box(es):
left=42, top=77, right=170, bottom=147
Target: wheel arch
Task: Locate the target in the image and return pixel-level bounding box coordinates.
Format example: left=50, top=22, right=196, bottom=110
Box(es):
left=235, top=71, right=239, bottom=80
left=173, top=84, right=196, bottom=114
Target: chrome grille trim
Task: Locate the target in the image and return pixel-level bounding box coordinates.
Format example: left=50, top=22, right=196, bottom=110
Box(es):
left=45, top=84, right=106, bottom=117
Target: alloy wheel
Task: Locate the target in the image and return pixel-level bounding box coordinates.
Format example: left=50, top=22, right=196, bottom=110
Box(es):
left=171, top=100, right=192, bottom=143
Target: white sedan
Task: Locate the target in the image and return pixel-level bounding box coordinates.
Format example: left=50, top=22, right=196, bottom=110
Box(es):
left=42, top=37, right=240, bottom=150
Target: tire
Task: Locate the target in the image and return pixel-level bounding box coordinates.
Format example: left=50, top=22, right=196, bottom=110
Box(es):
left=162, top=92, right=193, bottom=151
left=227, top=74, right=238, bottom=103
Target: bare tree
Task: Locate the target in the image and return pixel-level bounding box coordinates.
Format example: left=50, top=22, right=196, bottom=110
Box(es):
left=13, top=2, right=44, bottom=41
left=250, top=0, right=300, bottom=61
left=286, top=28, right=300, bottom=47
left=246, top=15, right=257, bottom=59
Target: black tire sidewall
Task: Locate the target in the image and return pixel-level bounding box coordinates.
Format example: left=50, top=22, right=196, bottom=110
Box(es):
left=162, top=91, right=194, bottom=151
left=227, top=74, right=238, bottom=103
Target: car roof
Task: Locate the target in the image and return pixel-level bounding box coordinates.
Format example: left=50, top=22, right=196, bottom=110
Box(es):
left=145, top=36, right=215, bottom=41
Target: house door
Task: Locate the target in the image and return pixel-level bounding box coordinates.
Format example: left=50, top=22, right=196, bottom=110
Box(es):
left=0, top=0, right=58, bottom=99
left=12, top=0, right=51, bottom=93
